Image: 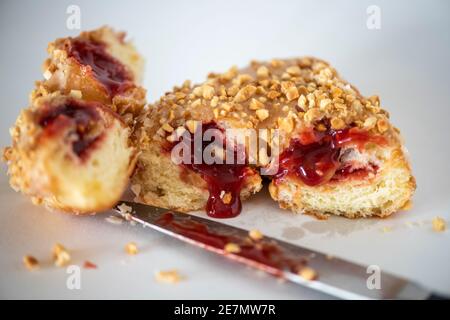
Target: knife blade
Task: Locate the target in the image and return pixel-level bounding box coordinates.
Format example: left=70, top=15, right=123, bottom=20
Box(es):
left=114, top=201, right=439, bottom=300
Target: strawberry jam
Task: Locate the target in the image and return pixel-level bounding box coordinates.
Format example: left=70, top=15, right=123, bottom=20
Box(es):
left=168, top=123, right=250, bottom=219
left=274, top=128, right=383, bottom=186
left=39, top=100, right=103, bottom=160
left=69, top=39, right=133, bottom=95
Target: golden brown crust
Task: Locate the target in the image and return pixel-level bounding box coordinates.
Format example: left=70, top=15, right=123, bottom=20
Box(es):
left=132, top=57, right=415, bottom=218
left=34, top=26, right=146, bottom=123
left=4, top=92, right=137, bottom=213
left=3, top=27, right=146, bottom=214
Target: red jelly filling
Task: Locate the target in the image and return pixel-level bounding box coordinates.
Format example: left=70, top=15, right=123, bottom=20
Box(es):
left=274, top=128, right=383, bottom=186
left=69, top=39, right=133, bottom=95
left=39, top=100, right=103, bottom=160
left=168, top=123, right=250, bottom=219
left=156, top=212, right=308, bottom=275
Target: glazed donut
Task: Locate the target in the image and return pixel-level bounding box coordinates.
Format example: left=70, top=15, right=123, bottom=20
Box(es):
left=3, top=27, right=145, bottom=213
left=131, top=57, right=415, bottom=219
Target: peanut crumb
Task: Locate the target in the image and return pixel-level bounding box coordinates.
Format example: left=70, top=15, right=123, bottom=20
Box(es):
left=43, top=69, right=52, bottom=80
left=285, top=87, right=299, bottom=101
left=432, top=217, right=446, bottom=232
left=52, top=243, right=71, bottom=267
left=377, top=118, right=389, bottom=133
left=234, top=85, right=257, bottom=102
left=298, top=267, right=317, bottom=280
left=162, top=123, right=174, bottom=133
left=220, top=191, right=232, bottom=205
left=224, top=243, right=241, bottom=253
left=255, top=109, right=269, bottom=121
left=249, top=98, right=264, bottom=110
left=256, top=66, right=270, bottom=78
left=125, top=242, right=138, bottom=255
left=249, top=229, right=263, bottom=241
left=155, top=269, right=184, bottom=284
left=330, top=117, right=345, bottom=130
left=202, top=85, right=215, bottom=100
left=286, top=66, right=301, bottom=76
left=23, top=255, right=39, bottom=271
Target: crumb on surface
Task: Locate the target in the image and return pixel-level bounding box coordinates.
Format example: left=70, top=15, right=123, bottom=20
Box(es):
left=224, top=242, right=241, bottom=253
left=23, top=255, right=39, bottom=271
left=249, top=229, right=264, bottom=241
left=432, top=217, right=446, bottom=232
left=298, top=267, right=317, bottom=281
left=125, top=242, right=138, bottom=255
left=52, top=243, right=71, bottom=267
left=155, top=269, right=184, bottom=284
left=83, top=261, right=97, bottom=269
left=381, top=226, right=392, bottom=233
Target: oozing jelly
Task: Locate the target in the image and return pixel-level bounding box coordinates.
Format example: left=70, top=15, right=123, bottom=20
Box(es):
left=156, top=212, right=308, bottom=275
left=69, top=39, right=133, bottom=95
left=168, top=123, right=250, bottom=219
left=274, top=128, right=383, bottom=186
left=39, top=100, right=103, bottom=159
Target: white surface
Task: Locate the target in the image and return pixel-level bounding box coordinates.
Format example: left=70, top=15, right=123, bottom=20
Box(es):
left=1, top=0, right=449, bottom=299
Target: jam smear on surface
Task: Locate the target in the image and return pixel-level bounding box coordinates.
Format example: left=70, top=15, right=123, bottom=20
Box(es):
left=156, top=212, right=308, bottom=275
left=274, top=128, right=383, bottom=186
left=168, top=123, right=250, bottom=219
left=39, top=100, right=104, bottom=160
left=69, top=39, right=133, bottom=95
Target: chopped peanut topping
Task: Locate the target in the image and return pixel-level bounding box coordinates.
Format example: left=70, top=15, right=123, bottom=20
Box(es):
left=210, top=96, right=219, bottom=107
left=234, top=85, right=257, bottom=102
left=286, top=65, right=301, bottom=76
left=139, top=57, right=395, bottom=157
left=249, top=98, right=264, bottom=110
left=285, top=87, right=299, bottom=101
left=162, top=123, right=174, bottom=133
left=330, top=117, right=345, bottom=130
left=256, top=66, right=270, bottom=78
left=202, top=85, right=215, bottom=100
left=256, top=109, right=269, bottom=121
left=377, top=118, right=389, bottom=133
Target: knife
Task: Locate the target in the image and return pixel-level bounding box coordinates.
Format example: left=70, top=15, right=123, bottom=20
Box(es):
left=114, top=201, right=444, bottom=300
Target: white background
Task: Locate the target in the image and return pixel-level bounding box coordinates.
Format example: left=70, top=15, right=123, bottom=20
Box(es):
left=0, top=0, right=449, bottom=299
